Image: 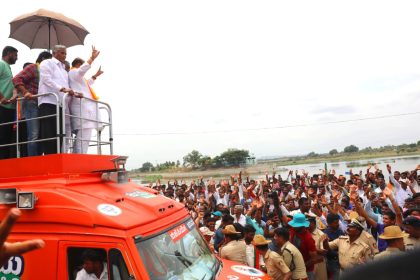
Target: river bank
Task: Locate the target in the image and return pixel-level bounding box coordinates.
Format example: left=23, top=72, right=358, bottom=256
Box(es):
left=129, top=151, right=420, bottom=182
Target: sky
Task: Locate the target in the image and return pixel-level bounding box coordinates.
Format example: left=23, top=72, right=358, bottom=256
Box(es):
left=2, top=0, right=420, bottom=168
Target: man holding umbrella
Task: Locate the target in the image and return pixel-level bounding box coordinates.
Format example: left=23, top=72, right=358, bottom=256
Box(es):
left=38, top=45, right=74, bottom=154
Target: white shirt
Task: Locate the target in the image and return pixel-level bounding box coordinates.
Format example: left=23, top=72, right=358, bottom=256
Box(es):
left=213, top=190, right=229, bottom=206
left=389, top=175, right=413, bottom=208
left=38, top=57, right=69, bottom=106
left=411, top=180, right=420, bottom=193
left=233, top=214, right=247, bottom=227
left=245, top=243, right=264, bottom=268
left=69, top=63, right=92, bottom=97
left=245, top=243, right=255, bottom=267
left=75, top=264, right=108, bottom=280
left=69, top=63, right=99, bottom=129
left=215, top=219, right=221, bottom=230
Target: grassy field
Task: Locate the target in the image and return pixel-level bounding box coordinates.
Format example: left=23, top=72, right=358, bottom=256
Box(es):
left=129, top=150, right=420, bottom=182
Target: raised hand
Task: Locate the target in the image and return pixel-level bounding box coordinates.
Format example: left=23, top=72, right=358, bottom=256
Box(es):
left=332, top=190, right=341, bottom=200
left=91, top=45, right=100, bottom=60
left=367, top=190, right=376, bottom=201
left=308, top=188, right=315, bottom=196
left=383, top=187, right=392, bottom=198
left=0, top=209, right=44, bottom=266
left=93, top=66, right=104, bottom=79
left=349, top=191, right=358, bottom=202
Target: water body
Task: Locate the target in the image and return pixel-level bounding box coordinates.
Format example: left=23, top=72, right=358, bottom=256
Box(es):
left=132, top=155, right=420, bottom=184
left=271, top=155, right=420, bottom=179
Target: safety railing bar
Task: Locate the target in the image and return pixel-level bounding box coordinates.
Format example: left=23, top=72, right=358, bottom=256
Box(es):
left=0, top=136, right=61, bottom=148
left=62, top=113, right=111, bottom=125
left=3, top=92, right=113, bottom=157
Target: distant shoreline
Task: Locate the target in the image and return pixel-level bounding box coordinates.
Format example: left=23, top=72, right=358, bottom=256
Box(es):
left=257, top=151, right=420, bottom=166
left=129, top=151, right=420, bottom=182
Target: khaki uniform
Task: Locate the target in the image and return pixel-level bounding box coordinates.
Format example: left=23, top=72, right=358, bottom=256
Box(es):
left=328, top=235, right=372, bottom=270
left=359, top=231, right=379, bottom=255
left=374, top=247, right=403, bottom=260
left=263, top=249, right=291, bottom=280
left=311, top=228, right=327, bottom=280
left=220, top=240, right=247, bottom=265
left=404, top=235, right=420, bottom=251
left=280, top=241, right=308, bottom=280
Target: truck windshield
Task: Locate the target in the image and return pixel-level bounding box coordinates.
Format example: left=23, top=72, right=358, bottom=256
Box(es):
left=135, top=219, right=219, bottom=280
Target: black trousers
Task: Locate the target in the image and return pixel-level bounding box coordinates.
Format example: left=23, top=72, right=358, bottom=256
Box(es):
left=39, top=103, right=63, bottom=155
left=0, top=106, right=16, bottom=159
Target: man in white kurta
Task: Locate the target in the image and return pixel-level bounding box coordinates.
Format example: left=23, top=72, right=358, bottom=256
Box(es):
left=68, top=46, right=103, bottom=154
left=38, top=45, right=74, bottom=154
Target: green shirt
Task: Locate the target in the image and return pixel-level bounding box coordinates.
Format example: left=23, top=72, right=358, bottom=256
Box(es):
left=0, top=59, right=15, bottom=109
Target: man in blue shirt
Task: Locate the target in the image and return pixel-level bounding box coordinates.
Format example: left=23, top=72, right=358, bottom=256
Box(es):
left=324, top=213, right=344, bottom=280
left=354, top=193, right=400, bottom=252
left=214, top=214, right=234, bottom=252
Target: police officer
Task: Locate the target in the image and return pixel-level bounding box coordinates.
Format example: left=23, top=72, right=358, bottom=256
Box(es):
left=273, top=228, right=308, bottom=280
left=353, top=215, right=379, bottom=256
left=253, top=234, right=292, bottom=280
left=322, top=219, right=373, bottom=270
left=403, top=216, right=420, bottom=250
left=374, top=225, right=407, bottom=260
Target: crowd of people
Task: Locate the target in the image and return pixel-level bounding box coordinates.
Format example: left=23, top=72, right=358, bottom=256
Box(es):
left=0, top=45, right=103, bottom=159
left=149, top=163, right=420, bottom=279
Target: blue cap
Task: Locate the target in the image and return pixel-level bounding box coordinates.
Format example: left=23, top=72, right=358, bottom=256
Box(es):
left=212, top=211, right=222, bottom=217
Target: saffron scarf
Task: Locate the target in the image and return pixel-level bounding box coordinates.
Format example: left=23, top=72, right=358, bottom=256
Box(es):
left=85, top=79, right=99, bottom=100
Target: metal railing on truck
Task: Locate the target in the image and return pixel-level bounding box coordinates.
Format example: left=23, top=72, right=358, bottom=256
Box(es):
left=0, top=92, right=113, bottom=158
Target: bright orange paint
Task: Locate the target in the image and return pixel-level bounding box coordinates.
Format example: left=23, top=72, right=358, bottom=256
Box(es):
left=0, top=154, right=268, bottom=279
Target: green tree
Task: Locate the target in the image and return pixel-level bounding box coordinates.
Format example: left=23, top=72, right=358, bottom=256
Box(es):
left=344, top=145, right=359, bottom=153
left=417, top=140, right=420, bottom=146
left=212, top=155, right=224, bottom=167
left=140, top=162, right=154, bottom=172
left=198, top=156, right=213, bottom=169
left=220, top=148, right=250, bottom=166
left=183, top=150, right=203, bottom=168
left=307, top=151, right=318, bottom=157
left=329, top=149, right=338, bottom=155
left=360, top=146, right=373, bottom=153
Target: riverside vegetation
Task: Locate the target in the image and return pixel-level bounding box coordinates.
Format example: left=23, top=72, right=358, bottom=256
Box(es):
left=129, top=142, right=420, bottom=181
